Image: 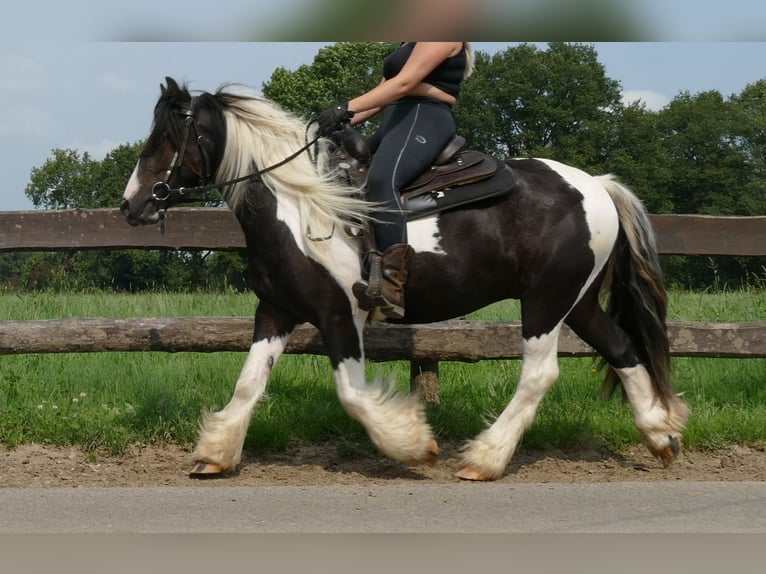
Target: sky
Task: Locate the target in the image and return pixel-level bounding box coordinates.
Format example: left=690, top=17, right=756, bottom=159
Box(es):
left=2, top=1, right=766, bottom=211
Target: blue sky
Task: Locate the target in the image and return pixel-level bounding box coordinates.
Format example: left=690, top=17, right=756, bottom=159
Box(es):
left=2, top=40, right=766, bottom=210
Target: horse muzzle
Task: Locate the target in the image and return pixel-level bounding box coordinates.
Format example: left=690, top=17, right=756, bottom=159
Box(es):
left=120, top=198, right=161, bottom=226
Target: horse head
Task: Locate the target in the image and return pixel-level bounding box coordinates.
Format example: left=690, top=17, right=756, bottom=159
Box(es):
left=121, top=77, right=224, bottom=226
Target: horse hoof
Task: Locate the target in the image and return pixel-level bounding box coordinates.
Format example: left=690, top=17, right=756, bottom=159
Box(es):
left=654, top=435, right=682, bottom=468
left=455, top=465, right=493, bottom=481
left=424, top=439, right=439, bottom=465
left=189, top=461, right=224, bottom=477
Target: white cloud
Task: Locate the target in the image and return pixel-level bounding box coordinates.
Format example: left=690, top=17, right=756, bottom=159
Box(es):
left=0, top=54, right=47, bottom=92
left=0, top=103, right=51, bottom=137
left=621, top=89, right=670, bottom=111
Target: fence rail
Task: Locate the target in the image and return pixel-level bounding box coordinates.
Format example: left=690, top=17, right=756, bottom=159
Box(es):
left=1, top=317, right=764, bottom=358
left=2, top=208, right=766, bottom=255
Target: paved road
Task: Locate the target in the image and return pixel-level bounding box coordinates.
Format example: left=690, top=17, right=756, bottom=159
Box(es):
left=1, top=481, right=764, bottom=533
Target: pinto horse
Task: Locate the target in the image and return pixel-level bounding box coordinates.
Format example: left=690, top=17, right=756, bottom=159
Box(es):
left=120, top=77, right=689, bottom=481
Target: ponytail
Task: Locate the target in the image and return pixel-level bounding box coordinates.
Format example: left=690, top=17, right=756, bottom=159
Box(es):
left=463, top=42, right=475, bottom=79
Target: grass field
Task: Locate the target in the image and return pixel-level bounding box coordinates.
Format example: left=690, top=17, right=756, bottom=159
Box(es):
left=1, top=288, right=764, bottom=456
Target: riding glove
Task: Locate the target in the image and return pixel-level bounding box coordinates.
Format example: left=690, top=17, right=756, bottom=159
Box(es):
left=316, top=103, right=354, bottom=137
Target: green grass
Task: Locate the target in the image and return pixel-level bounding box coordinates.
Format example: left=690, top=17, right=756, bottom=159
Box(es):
left=1, top=288, right=764, bottom=456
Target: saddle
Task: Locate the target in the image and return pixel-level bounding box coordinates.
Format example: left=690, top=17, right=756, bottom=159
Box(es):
left=331, top=128, right=512, bottom=222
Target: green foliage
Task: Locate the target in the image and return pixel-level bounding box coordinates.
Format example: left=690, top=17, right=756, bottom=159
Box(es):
left=657, top=91, right=751, bottom=215
left=263, top=41, right=396, bottom=137
left=26, top=143, right=142, bottom=210
left=729, top=79, right=766, bottom=215
left=602, top=103, right=674, bottom=213
left=455, top=42, right=623, bottom=170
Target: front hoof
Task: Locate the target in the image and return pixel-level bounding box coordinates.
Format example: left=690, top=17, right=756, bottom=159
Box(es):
left=402, top=438, right=439, bottom=466
left=424, top=438, right=439, bottom=465
left=455, top=465, right=494, bottom=481
left=189, top=461, right=225, bottom=478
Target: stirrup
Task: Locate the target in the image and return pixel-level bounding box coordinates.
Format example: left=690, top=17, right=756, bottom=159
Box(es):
left=365, top=252, right=383, bottom=298
left=353, top=251, right=383, bottom=311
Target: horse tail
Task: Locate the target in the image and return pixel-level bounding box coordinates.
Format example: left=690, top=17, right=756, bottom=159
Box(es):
left=596, top=175, right=675, bottom=408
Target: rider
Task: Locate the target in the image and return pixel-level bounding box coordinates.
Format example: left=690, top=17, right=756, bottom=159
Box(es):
left=316, top=42, right=474, bottom=319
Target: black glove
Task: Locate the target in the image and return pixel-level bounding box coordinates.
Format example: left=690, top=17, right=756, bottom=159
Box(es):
left=316, top=102, right=354, bottom=137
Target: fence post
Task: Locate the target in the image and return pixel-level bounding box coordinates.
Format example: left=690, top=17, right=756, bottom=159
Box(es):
left=411, top=359, right=440, bottom=404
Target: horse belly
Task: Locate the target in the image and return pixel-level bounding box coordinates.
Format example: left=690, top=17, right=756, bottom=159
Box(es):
left=401, top=211, right=521, bottom=323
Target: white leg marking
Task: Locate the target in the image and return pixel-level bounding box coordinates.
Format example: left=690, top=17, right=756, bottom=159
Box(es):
left=192, top=336, right=288, bottom=470
left=122, top=162, right=141, bottom=202
left=616, top=365, right=689, bottom=453
left=460, top=327, right=561, bottom=479
left=334, top=357, right=436, bottom=464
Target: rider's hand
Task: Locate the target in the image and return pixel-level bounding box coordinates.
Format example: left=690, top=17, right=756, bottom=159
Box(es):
left=316, top=103, right=354, bottom=137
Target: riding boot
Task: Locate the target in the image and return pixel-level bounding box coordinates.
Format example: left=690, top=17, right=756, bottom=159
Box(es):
left=353, top=243, right=414, bottom=319
left=378, top=243, right=415, bottom=319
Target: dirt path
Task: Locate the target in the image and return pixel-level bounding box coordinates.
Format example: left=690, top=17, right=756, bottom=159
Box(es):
left=2, top=442, right=764, bottom=487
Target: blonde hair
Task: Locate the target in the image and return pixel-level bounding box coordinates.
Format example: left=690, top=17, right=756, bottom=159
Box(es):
left=464, top=42, right=475, bottom=79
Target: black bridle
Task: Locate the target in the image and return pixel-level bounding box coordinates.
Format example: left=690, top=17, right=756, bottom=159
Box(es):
left=151, top=96, right=322, bottom=230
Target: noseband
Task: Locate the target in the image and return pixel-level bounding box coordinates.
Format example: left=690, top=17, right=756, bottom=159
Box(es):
left=151, top=96, right=322, bottom=232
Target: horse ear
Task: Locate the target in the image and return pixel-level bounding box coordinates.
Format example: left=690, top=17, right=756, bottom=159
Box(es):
left=163, top=76, right=180, bottom=96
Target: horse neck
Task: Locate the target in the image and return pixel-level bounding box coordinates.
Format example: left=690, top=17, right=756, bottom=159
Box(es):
left=231, top=177, right=363, bottom=289
left=229, top=179, right=304, bottom=254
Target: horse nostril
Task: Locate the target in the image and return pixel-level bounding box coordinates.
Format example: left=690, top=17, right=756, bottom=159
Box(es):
left=120, top=199, right=140, bottom=226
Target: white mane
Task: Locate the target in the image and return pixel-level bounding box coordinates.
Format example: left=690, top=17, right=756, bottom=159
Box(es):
left=213, top=84, right=370, bottom=268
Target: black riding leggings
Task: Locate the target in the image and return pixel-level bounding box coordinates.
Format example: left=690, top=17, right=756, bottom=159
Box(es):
left=365, top=97, right=456, bottom=250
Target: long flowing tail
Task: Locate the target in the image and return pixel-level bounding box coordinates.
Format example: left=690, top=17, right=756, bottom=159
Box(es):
left=597, top=176, right=675, bottom=407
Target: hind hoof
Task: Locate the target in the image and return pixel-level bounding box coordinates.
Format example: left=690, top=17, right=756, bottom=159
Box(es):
left=189, top=461, right=224, bottom=477
left=653, top=435, right=682, bottom=468
left=455, top=465, right=494, bottom=481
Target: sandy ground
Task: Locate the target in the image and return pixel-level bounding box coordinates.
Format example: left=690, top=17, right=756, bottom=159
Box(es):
left=2, top=441, right=765, bottom=487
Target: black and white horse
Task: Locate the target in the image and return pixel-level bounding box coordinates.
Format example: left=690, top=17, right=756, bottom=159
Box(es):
left=120, top=77, right=688, bottom=480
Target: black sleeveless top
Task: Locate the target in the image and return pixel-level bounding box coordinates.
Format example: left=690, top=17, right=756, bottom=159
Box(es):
left=382, top=42, right=467, bottom=98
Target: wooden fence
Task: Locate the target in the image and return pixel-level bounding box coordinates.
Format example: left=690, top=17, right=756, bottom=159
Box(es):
left=2, top=209, right=765, bottom=400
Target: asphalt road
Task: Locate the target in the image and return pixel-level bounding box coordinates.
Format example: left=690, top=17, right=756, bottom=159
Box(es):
left=1, top=481, right=764, bottom=533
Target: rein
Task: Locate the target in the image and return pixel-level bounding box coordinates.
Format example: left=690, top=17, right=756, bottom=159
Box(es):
left=152, top=97, right=321, bottom=232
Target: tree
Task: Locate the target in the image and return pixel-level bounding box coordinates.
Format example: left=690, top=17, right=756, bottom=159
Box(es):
left=262, top=42, right=396, bottom=127
left=25, top=149, right=97, bottom=210
left=455, top=43, right=623, bottom=171
left=25, top=143, right=142, bottom=210
left=92, top=143, right=147, bottom=208
left=602, top=101, right=673, bottom=213
left=657, top=90, right=752, bottom=216
left=729, top=80, right=766, bottom=216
